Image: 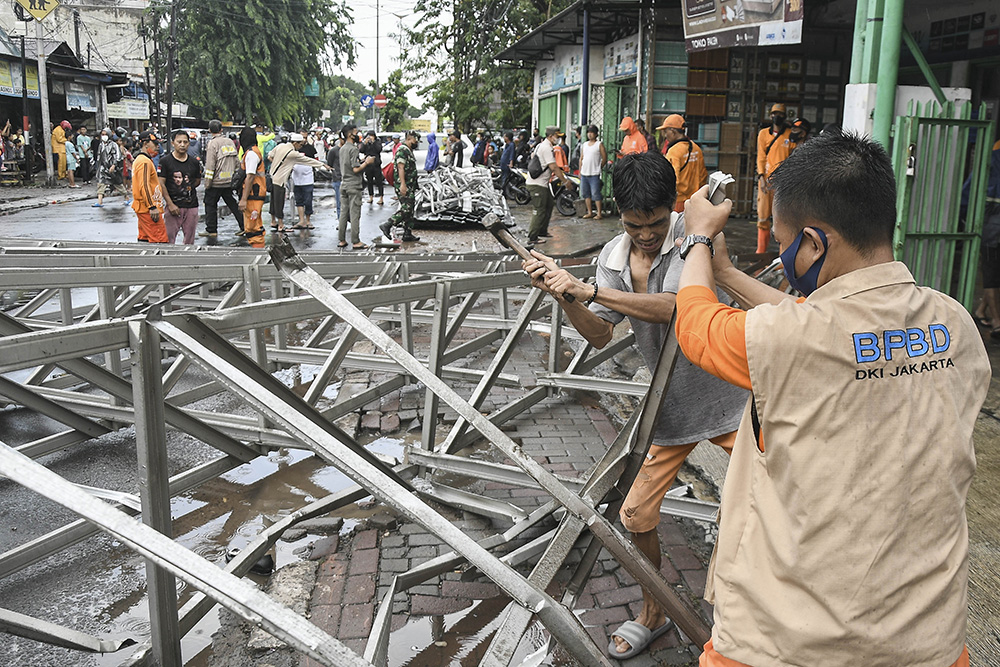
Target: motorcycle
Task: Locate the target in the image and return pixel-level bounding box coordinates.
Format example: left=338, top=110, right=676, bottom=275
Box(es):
left=550, top=174, right=579, bottom=217
left=503, top=168, right=531, bottom=205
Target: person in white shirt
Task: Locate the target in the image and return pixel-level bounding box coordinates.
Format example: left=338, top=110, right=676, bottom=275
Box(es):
left=525, top=125, right=575, bottom=245
left=579, top=124, right=609, bottom=219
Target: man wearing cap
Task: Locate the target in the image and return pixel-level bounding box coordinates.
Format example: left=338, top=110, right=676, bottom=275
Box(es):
left=380, top=130, right=421, bottom=243
left=526, top=126, right=575, bottom=245
left=755, top=103, right=795, bottom=253
left=52, top=120, right=71, bottom=180
left=267, top=132, right=332, bottom=233
left=132, top=130, right=167, bottom=243
left=618, top=117, right=648, bottom=156
left=657, top=114, right=708, bottom=212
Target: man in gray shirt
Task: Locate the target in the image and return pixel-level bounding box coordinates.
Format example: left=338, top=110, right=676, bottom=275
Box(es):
left=524, top=151, right=747, bottom=660
left=338, top=123, right=374, bottom=249
left=326, top=137, right=343, bottom=219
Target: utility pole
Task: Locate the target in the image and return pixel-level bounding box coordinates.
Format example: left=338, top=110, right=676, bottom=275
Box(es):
left=375, top=0, right=380, bottom=132
left=19, top=34, right=33, bottom=180
left=140, top=16, right=154, bottom=130
left=153, top=38, right=162, bottom=129
left=87, top=43, right=91, bottom=68
left=165, top=0, right=179, bottom=132
left=73, top=10, right=81, bottom=62
left=36, top=22, right=54, bottom=186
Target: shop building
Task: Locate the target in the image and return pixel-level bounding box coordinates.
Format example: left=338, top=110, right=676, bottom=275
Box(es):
left=497, top=0, right=999, bottom=217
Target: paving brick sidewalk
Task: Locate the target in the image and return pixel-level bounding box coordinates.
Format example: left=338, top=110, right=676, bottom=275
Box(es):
left=299, top=314, right=716, bottom=666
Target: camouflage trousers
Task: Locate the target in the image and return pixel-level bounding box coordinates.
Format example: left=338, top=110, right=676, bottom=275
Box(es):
left=389, top=194, right=416, bottom=232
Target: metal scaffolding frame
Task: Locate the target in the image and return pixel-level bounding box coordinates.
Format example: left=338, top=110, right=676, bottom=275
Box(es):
left=0, top=238, right=718, bottom=666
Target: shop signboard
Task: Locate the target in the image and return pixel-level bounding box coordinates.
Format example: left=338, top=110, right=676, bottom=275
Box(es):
left=682, top=0, right=804, bottom=52
left=106, top=98, right=150, bottom=120
left=603, top=35, right=639, bottom=81
left=538, top=46, right=584, bottom=94
left=66, top=81, right=98, bottom=112
left=0, top=60, right=39, bottom=98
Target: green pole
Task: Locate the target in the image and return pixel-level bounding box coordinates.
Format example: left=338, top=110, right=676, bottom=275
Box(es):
left=850, top=0, right=871, bottom=84
left=901, top=28, right=947, bottom=106
left=872, top=0, right=904, bottom=147
left=860, top=0, right=885, bottom=84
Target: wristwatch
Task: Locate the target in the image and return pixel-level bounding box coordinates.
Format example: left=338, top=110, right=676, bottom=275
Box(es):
left=679, top=234, right=714, bottom=259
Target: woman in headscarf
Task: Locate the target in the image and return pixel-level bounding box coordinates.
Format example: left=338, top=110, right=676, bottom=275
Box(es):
left=424, top=131, right=439, bottom=172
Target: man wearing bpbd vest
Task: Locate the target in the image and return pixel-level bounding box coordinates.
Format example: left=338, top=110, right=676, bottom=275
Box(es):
left=674, top=132, right=989, bottom=666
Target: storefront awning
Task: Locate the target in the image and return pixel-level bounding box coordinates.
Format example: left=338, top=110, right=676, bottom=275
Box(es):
left=496, top=0, right=651, bottom=64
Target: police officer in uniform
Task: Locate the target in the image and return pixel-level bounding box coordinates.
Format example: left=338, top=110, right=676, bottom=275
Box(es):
left=674, top=132, right=989, bottom=667
left=380, top=130, right=420, bottom=242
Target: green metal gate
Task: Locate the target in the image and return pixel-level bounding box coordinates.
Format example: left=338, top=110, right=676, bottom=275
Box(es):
left=891, top=100, right=994, bottom=309
left=589, top=82, right=638, bottom=215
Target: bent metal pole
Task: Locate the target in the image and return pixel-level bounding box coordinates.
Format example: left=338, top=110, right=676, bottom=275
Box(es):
left=268, top=237, right=713, bottom=648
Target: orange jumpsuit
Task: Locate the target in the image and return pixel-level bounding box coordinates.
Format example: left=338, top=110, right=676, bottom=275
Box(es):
left=619, top=118, right=648, bottom=156
left=131, top=152, right=166, bottom=243
left=241, top=146, right=266, bottom=249
left=51, top=126, right=67, bottom=179
left=665, top=137, right=708, bottom=212
left=674, top=284, right=972, bottom=667
left=755, top=126, right=794, bottom=229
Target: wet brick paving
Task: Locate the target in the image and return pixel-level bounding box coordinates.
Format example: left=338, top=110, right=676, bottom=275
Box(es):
left=303, top=306, right=713, bottom=666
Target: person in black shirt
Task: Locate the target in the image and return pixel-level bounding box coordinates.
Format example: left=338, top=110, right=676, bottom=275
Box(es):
left=158, top=129, right=202, bottom=244
left=360, top=130, right=384, bottom=205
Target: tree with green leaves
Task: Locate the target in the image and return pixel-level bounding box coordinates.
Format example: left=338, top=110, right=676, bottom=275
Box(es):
left=374, top=69, right=412, bottom=131
left=401, top=0, right=572, bottom=131
left=150, top=0, right=357, bottom=127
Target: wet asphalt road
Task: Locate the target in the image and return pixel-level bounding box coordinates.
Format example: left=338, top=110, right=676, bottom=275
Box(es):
left=0, top=181, right=397, bottom=249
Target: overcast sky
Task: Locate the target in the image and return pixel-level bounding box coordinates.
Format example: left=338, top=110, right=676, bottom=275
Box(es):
left=340, top=0, right=437, bottom=108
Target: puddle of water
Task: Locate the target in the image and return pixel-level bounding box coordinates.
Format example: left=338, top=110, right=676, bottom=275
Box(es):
left=388, top=597, right=552, bottom=667
left=91, top=434, right=411, bottom=664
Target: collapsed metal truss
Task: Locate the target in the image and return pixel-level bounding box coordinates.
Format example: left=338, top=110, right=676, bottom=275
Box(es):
left=415, top=166, right=511, bottom=228
left=0, top=237, right=718, bottom=666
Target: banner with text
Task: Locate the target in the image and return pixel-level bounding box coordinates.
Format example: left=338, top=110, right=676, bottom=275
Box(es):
left=0, top=61, right=40, bottom=99
left=682, top=0, right=804, bottom=52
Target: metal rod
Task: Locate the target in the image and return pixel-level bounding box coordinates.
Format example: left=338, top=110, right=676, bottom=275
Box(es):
left=128, top=321, right=182, bottom=667
left=269, top=240, right=712, bottom=648
left=0, top=442, right=371, bottom=667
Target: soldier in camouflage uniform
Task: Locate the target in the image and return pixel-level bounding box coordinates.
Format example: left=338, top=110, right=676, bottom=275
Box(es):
left=380, top=130, right=420, bottom=242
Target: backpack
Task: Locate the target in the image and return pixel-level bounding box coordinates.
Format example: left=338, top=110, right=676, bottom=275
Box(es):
left=527, top=145, right=545, bottom=179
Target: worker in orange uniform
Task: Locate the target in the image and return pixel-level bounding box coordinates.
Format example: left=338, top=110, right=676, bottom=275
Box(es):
left=131, top=130, right=167, bottom=243
left=618, top=117, right=647, bottom=156
left=674, top=132, right=988, bottom=667
left=237, top=126, right=267, bottom=249
left=657, top=114, right=707, bottom=212
left=51, top=120, right=71, bottom=180
left=755, top=103, right=795, bottom=253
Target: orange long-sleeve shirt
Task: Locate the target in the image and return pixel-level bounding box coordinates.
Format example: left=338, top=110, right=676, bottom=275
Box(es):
left=675, top=284, right=751, bottom=389
left=756, top=126, right=794, bottom=177
left=131, top=152, right=164, bottom=214
left=666, top=138, right=709, bottom=206
left=676, top=284, right=971, bottom=667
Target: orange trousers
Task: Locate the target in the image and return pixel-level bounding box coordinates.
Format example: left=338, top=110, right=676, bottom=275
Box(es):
left=243, top=199, right=266, bottom=249
left=756, top=185, right=773, bottom=230
left=136, top=211, right=168, bottom=243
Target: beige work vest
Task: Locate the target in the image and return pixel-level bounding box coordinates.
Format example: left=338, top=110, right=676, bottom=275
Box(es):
left=707, top=262, right=989, bottom=667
